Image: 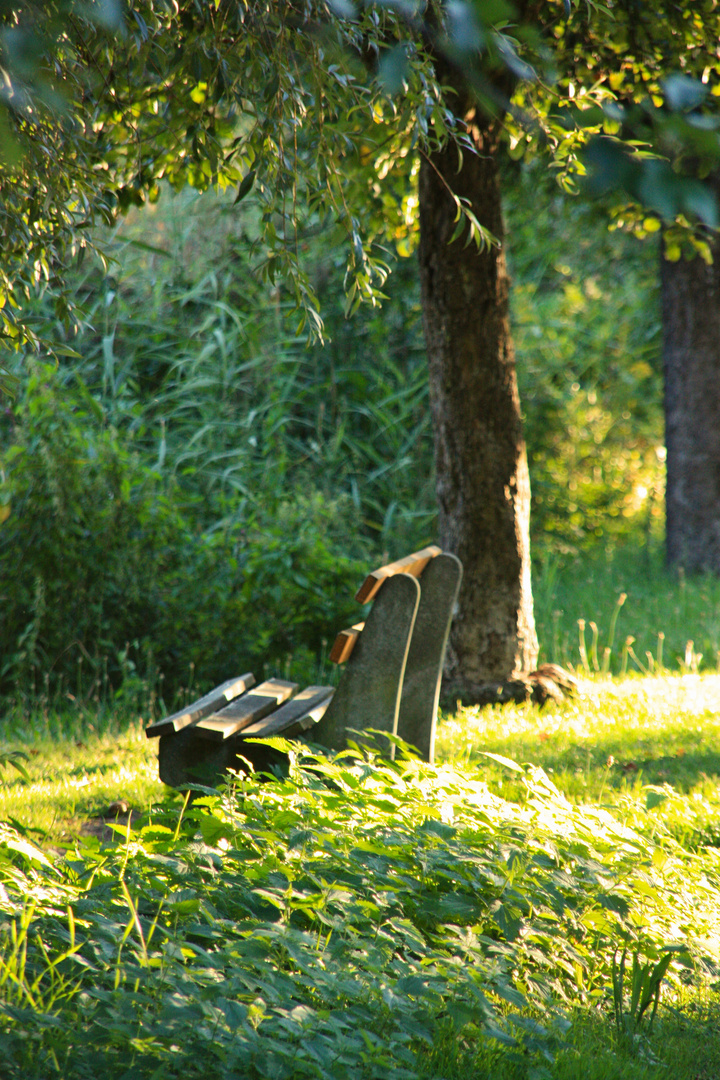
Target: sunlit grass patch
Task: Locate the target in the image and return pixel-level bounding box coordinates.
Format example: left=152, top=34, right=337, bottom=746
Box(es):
left=438, top=674, right=720, bottom=791
left=0, top=719, right=164, bottom=843
left=437, top=674, right=720, bottom=855
left=534, top=547, right=720, bottom=679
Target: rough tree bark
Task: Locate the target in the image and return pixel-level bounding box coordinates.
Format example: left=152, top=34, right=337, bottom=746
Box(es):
left=418, top=78, right=539, bottom=704
left=662, top=223, right=720, bottom=574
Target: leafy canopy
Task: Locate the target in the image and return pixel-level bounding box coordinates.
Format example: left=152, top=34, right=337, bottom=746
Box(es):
left=1, top=0, right=720, bottom=374
left=0, top=0, right=543, bottom=357
left=547, top=0, right=720, bottom=258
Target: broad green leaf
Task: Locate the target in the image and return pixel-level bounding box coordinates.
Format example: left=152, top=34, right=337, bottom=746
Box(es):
left=645, top=789, right=668, bottom=811
left=481, top=752, right=525, bottom=773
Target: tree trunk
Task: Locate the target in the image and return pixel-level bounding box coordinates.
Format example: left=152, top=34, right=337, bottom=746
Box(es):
left=662, top=229, right=720, bottom=573
left=418, top=93, right=538, bottom=697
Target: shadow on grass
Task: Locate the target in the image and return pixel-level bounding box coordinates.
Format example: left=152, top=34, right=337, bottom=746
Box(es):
left=619, top=750, right=720, bottom=792
left=466, top=738, right=720, bottom=798
left=419, top=1001, right=720, bottom=1079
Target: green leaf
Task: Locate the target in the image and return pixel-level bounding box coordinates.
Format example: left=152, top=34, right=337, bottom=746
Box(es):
left=446, top=3, right=485, bottom=51
left=681, top=180, right=718, bottom=229
left=0, top=750, right=30, bottom=783
left=645, top=788, right=668, bottom=811
left=378, top=44, right=410, bottom=96
left=662, top=74, right=707, bottom=112
left=3, top=833, right=53, bottom=867
left=50, top=345, right=83, bottom=359
left=234, top=169, right=257, bottom=204
left=481, top=752, right=525, bottom=773
left=418, top=818, right=457, bottom=840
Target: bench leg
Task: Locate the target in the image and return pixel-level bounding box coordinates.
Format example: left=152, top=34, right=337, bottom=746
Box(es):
left=396, top=552, right=463, bottom=763
left=158, top=728, right=238, bottom=788
left=314, top=572, right=421, bottom=755
left=159, top=726, right=297, bottom=788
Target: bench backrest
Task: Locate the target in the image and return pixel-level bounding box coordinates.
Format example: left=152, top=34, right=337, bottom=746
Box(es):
left=330, top=545, right=443, bottom=665
left=145, top=543, right=461, bottom=785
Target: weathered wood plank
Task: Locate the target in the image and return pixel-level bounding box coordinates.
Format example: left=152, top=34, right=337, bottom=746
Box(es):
left=195, top=678, right=298, bottom=742
left=396, top=552, right=463, bottom=763
left=329, top=623, right=365, bottom=665
left=315, top=572, right=420, bottom=753
left=145, top=673, right=256, bottom=738
left=355, top=544, right=442, bottom=604
left=240, top=685, right=335, bottom=739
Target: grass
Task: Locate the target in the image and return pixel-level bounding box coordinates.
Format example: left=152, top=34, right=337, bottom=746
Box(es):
left=438, top=674, right=720, bottom=797
left=0, top=674, right=720, bottom=1076
left=6, top=673, right=720, bottom=849
left=548, top=997, right=720, bottom=1078
left=2, top=551, right=720, bottom=1077
left=0, top=714, right=164, bottom=844
left=534, top=545, right=720, bottom=677
left=439, top=675, right=720, bottom=860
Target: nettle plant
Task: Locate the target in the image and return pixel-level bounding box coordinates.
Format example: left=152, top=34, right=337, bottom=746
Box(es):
left=0, top=746, right=716, bottom=1078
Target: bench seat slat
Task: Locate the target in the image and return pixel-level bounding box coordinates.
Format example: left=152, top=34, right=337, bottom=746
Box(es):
left=240, top=685, right=335, bottom=739
left=195, top=679, right=298, bottom=742
left=145, top=673, right=256, bottom=738
left=355, top=545, right=442, bottom=604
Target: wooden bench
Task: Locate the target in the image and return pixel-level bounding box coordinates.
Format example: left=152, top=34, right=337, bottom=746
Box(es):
left=146, top=545, right=462, bottom=787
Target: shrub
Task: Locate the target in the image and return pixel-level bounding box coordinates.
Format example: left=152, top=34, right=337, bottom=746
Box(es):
left=0, top=364, right=364, bottom=709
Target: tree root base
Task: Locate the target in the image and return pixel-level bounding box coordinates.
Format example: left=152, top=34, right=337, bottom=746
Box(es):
left=441, top=663, right=578, bottom=709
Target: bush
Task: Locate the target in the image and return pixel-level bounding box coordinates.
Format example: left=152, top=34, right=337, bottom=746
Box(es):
left=0, top=364, right=364, bottom=709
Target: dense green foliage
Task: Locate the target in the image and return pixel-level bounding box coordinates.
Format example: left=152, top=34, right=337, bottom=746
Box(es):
left=4, top=5, right=720, bottom=1076
left=0, top=0, right=553, bottom=357
left=0, top=163, right=668, bottom=702
left=533, top=545, right=720, bottom=676
left=0, top=731, right=719, bottom=1079
left=506, top=164, right=663, bottom=554
left=439, top=674, right=720, bottom=852
left=548, top=1, right=720, bottom=248
left=3, top=0, right=720, bottom=705
left=0, top=354, right=363, bottom=701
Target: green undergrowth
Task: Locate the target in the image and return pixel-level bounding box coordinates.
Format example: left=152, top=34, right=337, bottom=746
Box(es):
left=0, top=169, right=669, bottom=705
left=438, top=675, right=720, bottom=853
left=534, top=545, right=720, bottom=677
left=1, top=678, right=720, bottom=1075
left=0, top=714, right=719, bottom=1077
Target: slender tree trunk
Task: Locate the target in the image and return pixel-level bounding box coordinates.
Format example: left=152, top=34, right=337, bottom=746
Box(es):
left=663, top=228, right=720, bottom=573
left=418, top=92, right=538, bottom=696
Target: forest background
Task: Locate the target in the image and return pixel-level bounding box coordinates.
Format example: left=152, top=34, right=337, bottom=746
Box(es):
left=3, top=0, right=720, bottom=718
left=2, top=147, right=705, bottom=715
